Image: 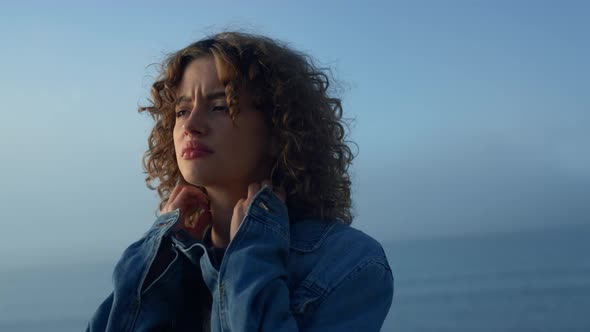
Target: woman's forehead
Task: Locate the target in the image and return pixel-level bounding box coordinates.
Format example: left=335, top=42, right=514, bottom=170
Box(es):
left=181, top=58, right=220, bottom=84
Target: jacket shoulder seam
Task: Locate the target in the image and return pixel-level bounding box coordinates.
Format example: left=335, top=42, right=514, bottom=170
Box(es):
left=325, top=256, right=391, bottom=298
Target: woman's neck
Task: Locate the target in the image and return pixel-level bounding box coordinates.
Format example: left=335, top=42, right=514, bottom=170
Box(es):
left=204, top=162, right=272, bottom=248
left=205, top=185, right=247, bottom=248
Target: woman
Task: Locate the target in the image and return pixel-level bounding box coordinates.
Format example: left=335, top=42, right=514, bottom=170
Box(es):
left=88, top=32, right=393, bottom=331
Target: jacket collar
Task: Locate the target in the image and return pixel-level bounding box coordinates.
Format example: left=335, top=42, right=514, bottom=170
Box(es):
left=289, top=218, right=340, bottom=252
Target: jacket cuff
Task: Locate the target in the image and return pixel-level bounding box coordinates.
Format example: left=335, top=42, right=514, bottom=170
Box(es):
left=144, top=209, right=182, bottom=238
left=243, top=185, right=290, bottom=238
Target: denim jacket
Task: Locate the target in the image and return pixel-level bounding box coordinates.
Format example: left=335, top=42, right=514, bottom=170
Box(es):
left=87, top=186, right=394, bottom=331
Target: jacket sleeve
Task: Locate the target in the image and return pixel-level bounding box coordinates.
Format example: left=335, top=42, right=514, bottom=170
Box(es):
left=86, top=210, right=193, bottom=332
left=209, top=186, right=393, bottom=331
left=297, top=259, right=394, bottom=331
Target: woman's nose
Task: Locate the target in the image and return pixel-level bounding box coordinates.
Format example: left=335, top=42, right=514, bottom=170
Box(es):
left=183, top=106, right=209, bottom=136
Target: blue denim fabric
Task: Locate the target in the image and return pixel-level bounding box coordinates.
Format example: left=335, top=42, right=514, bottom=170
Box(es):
left=87, top=186, right=394, bottom=331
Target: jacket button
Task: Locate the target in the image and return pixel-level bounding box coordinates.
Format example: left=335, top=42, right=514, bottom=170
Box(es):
left=258, top=201, right=275, bottom=215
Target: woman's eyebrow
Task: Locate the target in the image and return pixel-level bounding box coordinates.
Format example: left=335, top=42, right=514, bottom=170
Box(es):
left=204, top=91, right=226, bottom=100
left=176, top=96, right=192, bottom=105
left=176, top=91, right=226, bottom=104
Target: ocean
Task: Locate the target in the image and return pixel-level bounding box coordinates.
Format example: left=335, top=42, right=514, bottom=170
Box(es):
left=382, top=224, right=590, bottom=331
left=1, top=224, right=588, bottom=331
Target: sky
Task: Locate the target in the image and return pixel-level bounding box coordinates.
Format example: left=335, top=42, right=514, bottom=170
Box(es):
left=0, top=0, right=588, bottom=268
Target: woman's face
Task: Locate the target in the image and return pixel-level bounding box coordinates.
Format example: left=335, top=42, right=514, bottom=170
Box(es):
left=173, top=56, right=273, bottom=190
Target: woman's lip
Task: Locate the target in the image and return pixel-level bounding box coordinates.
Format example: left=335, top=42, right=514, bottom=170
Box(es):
left=182, top=149, right=213, bottom=160
left=183, top=141, right=214, bottom=155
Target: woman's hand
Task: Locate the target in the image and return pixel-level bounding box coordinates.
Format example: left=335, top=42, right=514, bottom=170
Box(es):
left=160, top=184, right=212, bottom=240
left=229, top=180, right=286, bottom=242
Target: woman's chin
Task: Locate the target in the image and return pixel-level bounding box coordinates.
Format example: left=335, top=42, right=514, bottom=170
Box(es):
left=183, top=176, right=206, bottom=187
left=178, top=170, right=203, bottom=185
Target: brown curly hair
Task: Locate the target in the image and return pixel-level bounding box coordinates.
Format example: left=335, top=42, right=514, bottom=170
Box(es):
left=139, top=32, right=356, bottom=225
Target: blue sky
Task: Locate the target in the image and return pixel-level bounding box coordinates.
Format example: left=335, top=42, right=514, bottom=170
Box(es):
left=1, top=0, right=588, bottom=268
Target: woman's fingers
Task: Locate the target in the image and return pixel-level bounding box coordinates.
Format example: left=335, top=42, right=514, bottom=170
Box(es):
left=163, top=185, right=209, bottom=213
left=229, top=180, right=287, bottom=243
left=161, top=185, right=184, bottom=214
left=247, top=182, right=261, bottom=202
left=159, top=184, right=211, bottom=239
left=175, top=186, right=210, bottom=220
left=179, top=187, right=212, bottom=238
left=230, top=198, right=246, bottom=241
left=182, top=185, right=210, bottom=211
left=261, top=179, right=285, bottom=202
left=166, top=180, right=287, bottom=243
left=184, top=209, right=211, bottom=240
left=162, top=186, right=187, bottom=214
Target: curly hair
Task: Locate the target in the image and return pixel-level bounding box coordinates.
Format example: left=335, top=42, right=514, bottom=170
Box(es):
left=139, top=32, right=356, bottom=225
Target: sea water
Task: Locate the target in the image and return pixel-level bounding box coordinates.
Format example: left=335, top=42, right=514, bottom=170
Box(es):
left=1, top=224, right=588, bottom=331
left=382, top=224, right=590, bottom=331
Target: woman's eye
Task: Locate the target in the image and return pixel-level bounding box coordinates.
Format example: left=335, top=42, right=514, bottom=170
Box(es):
left=176, top=110, right=189, bottom=118
left=212, top=105, right=229, bottom=112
